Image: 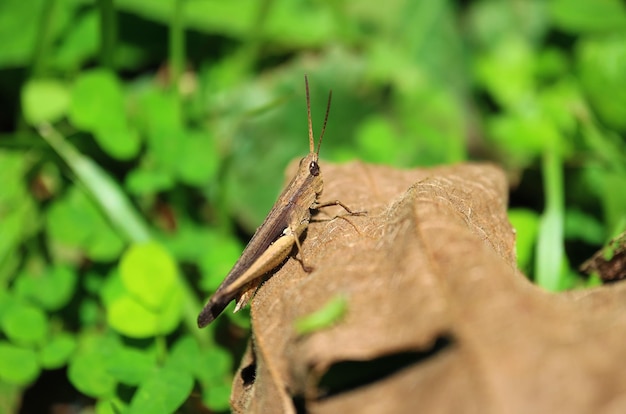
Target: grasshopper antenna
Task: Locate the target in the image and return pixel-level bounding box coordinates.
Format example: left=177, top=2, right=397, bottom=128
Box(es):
left=317, top=89, right=332, bottom=156
left=304, top=75, right=333, bottom=155
left=305, top=75, right=315, bottom=154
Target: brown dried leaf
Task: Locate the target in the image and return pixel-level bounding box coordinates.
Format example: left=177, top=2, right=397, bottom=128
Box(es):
left=230, top=161, right=626, bottom=414
left=581, top=233, right=626, bottom=282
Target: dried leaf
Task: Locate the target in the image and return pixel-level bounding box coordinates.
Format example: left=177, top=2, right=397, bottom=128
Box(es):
left=581, top=233, right=626, bottom=281
left=230, top=161, right=626, bottom=414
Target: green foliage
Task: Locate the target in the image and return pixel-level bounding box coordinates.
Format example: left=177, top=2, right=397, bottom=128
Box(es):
left=0, top=343, right=39, bottom=385
left=119, top=242, right=179, bottom=311
left=295, top=294, right=348, bottom=335
left=47, top=186, right=125, bottom=261
left=1, top=300, right=48, bottom=345
left=39, top=333, right=76, bottom=369
left=102, top=266, right=183, bottom=338
left=577, top=34, right=626, bottom=130
left=68, top=332, right=120, bottom=398
left=1, top=0, right=625, bottom=412
left=69, top=69, right=141, bottom=160
left=14, top=265, right=78, bottom=311
left=22, top=79, right=70, bottom=124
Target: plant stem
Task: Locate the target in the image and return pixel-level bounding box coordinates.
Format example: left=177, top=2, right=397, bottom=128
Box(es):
left=535, top=149, right=565, bottom=291
left=30, top=0, right=58, bottom=78
left=97, top=0, right=117, bottom=69
left=169, top=0, right=185, bottom=106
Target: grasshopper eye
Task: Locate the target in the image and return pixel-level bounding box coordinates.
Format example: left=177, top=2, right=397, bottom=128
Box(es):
left=309, top=161, right=320, bottom=176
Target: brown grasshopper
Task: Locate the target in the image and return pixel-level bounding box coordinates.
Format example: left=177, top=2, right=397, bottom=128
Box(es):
left=197, top=76, right=360, bottom=328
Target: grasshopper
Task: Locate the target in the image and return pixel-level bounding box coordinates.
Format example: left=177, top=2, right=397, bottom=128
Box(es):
left=197, top=76, right=360, bottom=328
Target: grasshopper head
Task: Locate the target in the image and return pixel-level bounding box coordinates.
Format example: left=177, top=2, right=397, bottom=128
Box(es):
left=298, top=152, right=323, bottom=197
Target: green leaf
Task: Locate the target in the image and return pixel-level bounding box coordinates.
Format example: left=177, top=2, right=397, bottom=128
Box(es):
left=128, top=365, right=194, bottom=414
left=564, top=209, right=606, bottom=245
left=0, top=165, right=38, bottom=278
left=202, top=380, right=232, bottom=412
left=119, top=242, right=178, bottom=309
left=536, top=78, right=581, bottom=137
left=165, top=223, right=240, bottom=263
left=550, top=0, right=626, bottom=33
left=0, top=0, right=77, bottom=67
left=133, top=87, right=182, bottom=135
left=114, top=0, right=334, bottom=46
left=46, top=186, right=125, bottom=261
left=474, top=35, right=535, bottom=109
left=355, top=116, right=402, bottom=165
left=577, top=34, right=626, bottom=131
left=487, top=108, right=561, bottom=167
left=0, top=300, right=48, bottom=346
left=53, top=9, right=98, bottom=71
left=78, top=298, right=101, bottom=328
left=580, top=120, right=626, bottom=172
left=399, top=89, right=463, bottom=165
left=0, top=292, right=12, bottom=319
left=145, top=127, right=185, bottom=174
left=168, top=335, right=201, bottom=374
left=21, top=79, right=70, bottom=124
left=46, top=187, right=93, bottom=246
left=0, top=150, right=29, bottom=203
left=87, top=225, right=127, bottom=261
left=0, top=0, right=44, bottom=66
left=106, top=346, right=156, bottom=386
left=171, top=336, right=234, bottom=408
left=69, top=69, right=141, bottom=159
left=294, top=294, right=348, bottom=335
left=39, top=333, right=77, bottom=369
left=68, top=332, right=119, bottom=398
left=15, top=265, right=77, bottom=311
left=583, top=166, right=626, bottom=237
left=193, top=231, right=242, bottom=292
left=94, top=124, right=142, bottom=161
left=106, top=288, right=183, bottom=338
left=95, top=398, right=127, bottom=414
left=467, top=0, right=549, bottom=48
left=0, top=342, right=39, bottom=385
left=69, top=69, right=125, bottom=131
left=125, top=167, right=175, bottom=195
left=260, top=0, right=336, bottom=46
left=195, top=346, right=232, bottom=386
left=103, top=268, right=183, bottom=338
left=176, top=130, right=220, bottom=186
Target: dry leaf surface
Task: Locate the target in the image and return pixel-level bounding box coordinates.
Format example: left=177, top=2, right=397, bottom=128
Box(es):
left=230, top=161, right=626, bottom=414
left=581, top=232, right=626, bottom=281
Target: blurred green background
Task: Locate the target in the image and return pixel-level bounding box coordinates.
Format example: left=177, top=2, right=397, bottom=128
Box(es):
left=1, top=0, right=625, bottom=412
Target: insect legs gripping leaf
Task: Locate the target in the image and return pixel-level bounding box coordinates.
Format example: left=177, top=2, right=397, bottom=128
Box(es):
left=197, top=76, right=362, bottom=328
